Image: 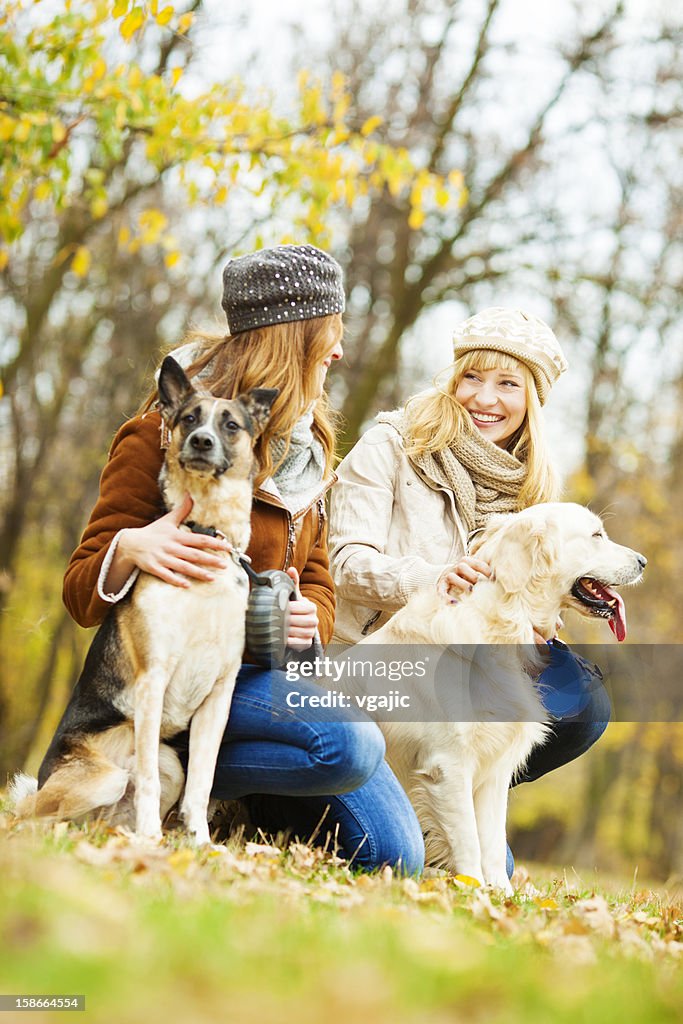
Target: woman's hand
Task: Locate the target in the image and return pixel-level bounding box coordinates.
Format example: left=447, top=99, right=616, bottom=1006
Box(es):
left=532, top=616, right=564, bottom=647
left=106, top=493, right=232, bottom=592
left=440, top=555, right=564, bottom=649
left=439, top=556, right=493, bottom=602
left=285, top=566, right=319, bottom=651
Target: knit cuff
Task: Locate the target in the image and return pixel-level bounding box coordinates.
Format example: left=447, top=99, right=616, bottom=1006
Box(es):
left=97, top=530, right=140, bottom=605
left=398, top=559, right=451, bottom=603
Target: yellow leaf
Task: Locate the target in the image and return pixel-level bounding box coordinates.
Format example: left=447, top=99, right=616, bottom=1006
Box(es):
left=536, top=898, right=559, bottom=910
left=156, top=5, right=173, bottom=25
left=331, top=70, right=346, bottom=94
left=129, top=65, right=142, bottom=88
left=333, top=96, right=350, bottom=122
left=112, top=0, right=128, bottom=16
left=0, top=115, right=14, bottom=141
left=120, top=7, right=144, bottom=41
left=90, top=196, right=108, bottom=219
left=34, top=181, right=51, bottom=201
left=171, top=66, right=183, bottom=87
left=71, top=246, right=91, bottom=277
left=92, top=56, right=107, bottom=80
left=118, top=226, right=131, bottom=246
left=52, top=120, right=67, bottom=143
left=167, top=848, right=195, bottom=872
left=138, top=207, right=168, bottom=244
left=14, top=120, right=32, bottom=142
left=435, top=186, right=450, bottom=208
left=408, top=207, right=425, bottom=230
left=0, top=249, right=8, bottom=271
left=164, top=251, right=180, bottom=268
left=177, top=11, right=194, bottom=33
left=361, top=115, right=382, bottom=137
left=454, top=874, right=481, bottom=888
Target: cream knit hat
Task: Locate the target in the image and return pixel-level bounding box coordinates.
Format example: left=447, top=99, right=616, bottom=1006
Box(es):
left=452, top=307, right=568, bottom=404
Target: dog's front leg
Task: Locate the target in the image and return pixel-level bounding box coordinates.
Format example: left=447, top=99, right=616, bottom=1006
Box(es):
left=134, top=665, right=168, bottom=839
left=416, top=761, right=484, bottom=882
left=474, top=770, right=514, bottom=895
left=180, top=669, right=239, bottom=845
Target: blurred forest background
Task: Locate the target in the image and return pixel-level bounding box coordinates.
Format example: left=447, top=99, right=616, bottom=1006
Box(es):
left=1, top=0, right=682, bottom=880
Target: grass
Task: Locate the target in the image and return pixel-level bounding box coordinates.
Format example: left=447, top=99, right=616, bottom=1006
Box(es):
left=1, top=813, right=682, bottom=1024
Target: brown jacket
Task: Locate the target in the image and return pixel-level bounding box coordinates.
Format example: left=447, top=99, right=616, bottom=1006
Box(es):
left=63, top=411, right=336, bottom=642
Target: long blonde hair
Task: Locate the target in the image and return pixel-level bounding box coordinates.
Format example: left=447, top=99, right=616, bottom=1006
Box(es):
left=404, top=349, right=559, bottom=507
left=140, top=315, right=341, bottom=487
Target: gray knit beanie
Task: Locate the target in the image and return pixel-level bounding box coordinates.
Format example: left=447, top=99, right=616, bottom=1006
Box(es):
left=221, top=244, right=345, bottom=335
left=452, top=307, right=568, bottom=404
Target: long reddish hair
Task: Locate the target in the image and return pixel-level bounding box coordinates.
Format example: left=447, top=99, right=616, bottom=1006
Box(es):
left=140, top=314, right=342, bottom=487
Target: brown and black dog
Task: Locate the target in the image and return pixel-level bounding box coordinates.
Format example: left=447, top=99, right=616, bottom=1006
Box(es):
left=12, top=357, right=277, bottom=844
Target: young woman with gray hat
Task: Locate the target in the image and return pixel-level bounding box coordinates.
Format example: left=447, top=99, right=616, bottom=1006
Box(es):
left=329, top=307, right=609, bottom=875
left=62, top=243, right=424, bottom=874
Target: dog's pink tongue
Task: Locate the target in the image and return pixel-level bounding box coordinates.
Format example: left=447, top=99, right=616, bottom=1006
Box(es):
left=607, top=588, right=627, bottom=642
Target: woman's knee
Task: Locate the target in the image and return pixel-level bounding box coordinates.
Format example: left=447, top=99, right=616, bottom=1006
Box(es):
left=379, top=821, right=425, bottom=876
left=559, top=677, right=612, bottom=757
left=313, top=720, right=386, bottom=793
left=353, top=816, right=425, bottom=877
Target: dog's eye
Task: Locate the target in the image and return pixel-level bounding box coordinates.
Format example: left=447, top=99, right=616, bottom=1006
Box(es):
left=225, top=420, right=240, bottom=432
left=592, top=530, right=604, bottom=539
left=181, top=414, right=196, bottom=426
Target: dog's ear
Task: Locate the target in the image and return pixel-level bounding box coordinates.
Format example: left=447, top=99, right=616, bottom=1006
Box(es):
left=157, top=357, right=195, bottom=423
left=237, top=388, right=279, bottom=438
left=478, top=514, right=560, bottom=594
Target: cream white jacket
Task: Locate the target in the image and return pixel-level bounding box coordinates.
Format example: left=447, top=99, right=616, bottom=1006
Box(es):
left=329, top=420, right=469, bottom=643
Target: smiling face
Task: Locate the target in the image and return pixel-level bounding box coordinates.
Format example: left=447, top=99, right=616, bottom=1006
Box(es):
left=454, top=359, right=528, bottom=448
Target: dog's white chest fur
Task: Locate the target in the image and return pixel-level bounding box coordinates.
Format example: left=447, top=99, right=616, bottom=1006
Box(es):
left=115, top=562, right=249, bottom=736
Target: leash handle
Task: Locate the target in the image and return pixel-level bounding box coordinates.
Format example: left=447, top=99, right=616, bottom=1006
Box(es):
left=238, top=555, right=272, bottom=586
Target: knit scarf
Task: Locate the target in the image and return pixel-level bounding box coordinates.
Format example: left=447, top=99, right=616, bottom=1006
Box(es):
left=377, top=410, right=527, bottom=534
left=270, top=409, right=325, bottom=498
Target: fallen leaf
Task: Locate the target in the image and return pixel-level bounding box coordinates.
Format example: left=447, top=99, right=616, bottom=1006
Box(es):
left=245, top=842, right=281, bottom=858
left=453, top=874, right=481, bottom=889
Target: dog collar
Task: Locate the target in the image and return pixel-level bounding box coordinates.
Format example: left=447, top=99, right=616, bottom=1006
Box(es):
left=183, top=519, right=260, bottom=582
left=184, top=519, right=225, bottom=540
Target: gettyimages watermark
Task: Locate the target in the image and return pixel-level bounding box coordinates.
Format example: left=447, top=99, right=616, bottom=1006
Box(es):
left=278, top=643, right=683, bottom=723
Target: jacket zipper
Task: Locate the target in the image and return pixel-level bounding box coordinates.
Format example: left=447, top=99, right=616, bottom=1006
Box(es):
left=361, top=610, right=381, bottom=636
left=254, top=476, right=336, bottom=570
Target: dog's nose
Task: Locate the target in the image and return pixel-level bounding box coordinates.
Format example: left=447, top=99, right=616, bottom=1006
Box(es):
left=636, top=553, right=647, bottom=570
left=190, top=432, right=214, bottom=451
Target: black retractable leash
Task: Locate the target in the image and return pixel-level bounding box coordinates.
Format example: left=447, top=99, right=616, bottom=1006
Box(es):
left=186, top=521, right=297, bottom=669
left=241, top=562, right=297, bottom=668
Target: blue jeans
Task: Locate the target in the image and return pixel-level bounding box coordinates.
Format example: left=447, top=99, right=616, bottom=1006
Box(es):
left=505, top=644, right=610, bottom=876
left=516, top=641, right=611, bottom=785
left=175, top=665, right=425, bottom=875
left=175, top=648, right=608, bottom=879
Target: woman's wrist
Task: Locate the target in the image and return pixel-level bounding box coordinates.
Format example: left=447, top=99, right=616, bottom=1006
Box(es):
left=103, top=528, right=138, bottom=594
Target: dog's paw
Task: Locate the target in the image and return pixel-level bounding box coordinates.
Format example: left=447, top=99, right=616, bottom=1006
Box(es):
left=134, top=816, right=163, bottom=842
left=485, top=875, right=514, bottom=897
left=185, top=823, right=212, bottom=847
left=130, top=830, right=163, bottom=847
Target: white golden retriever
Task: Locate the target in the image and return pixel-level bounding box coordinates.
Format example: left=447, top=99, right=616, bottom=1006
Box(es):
left=345, top=502, right=646, bottom=892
